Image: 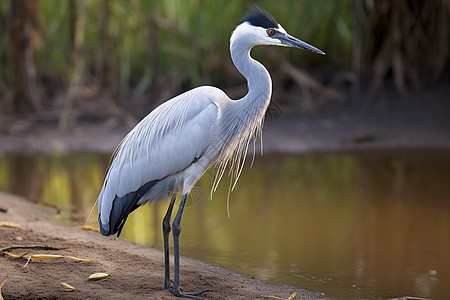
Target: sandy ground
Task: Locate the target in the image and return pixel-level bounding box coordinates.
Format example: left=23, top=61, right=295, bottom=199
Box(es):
left=0, top=192, right=326, bottom=300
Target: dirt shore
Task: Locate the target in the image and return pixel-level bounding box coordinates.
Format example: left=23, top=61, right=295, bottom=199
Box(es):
left=0, top=192, right=326, bottom=300
left=1, top=84, right=450, bottom=156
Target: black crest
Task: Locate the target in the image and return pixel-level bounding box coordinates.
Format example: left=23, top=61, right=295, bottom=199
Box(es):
left=242, top=5, right=279, bottom=29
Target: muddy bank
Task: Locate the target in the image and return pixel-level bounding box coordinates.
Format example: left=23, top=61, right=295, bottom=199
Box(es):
left=1, top=85, right=450, bottom=156
left=0, top=192, right=327, bottom=299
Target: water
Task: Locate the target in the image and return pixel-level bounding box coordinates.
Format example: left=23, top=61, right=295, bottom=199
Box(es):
left=1, top=151, right=449, bottom=299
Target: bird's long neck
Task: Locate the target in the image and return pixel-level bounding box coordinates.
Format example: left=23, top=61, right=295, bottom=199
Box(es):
left=216, top=38, right=272, bottom=154
left=230, top=40, right=272, bottom=110
left=212, top=31, right=274, bottom=194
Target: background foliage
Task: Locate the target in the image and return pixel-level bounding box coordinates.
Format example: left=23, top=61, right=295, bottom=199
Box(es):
left=0, top=0, right=448, bottom=123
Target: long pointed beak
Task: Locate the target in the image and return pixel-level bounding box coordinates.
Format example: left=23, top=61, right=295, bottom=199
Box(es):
left=280, top=33, right=325, bottom=55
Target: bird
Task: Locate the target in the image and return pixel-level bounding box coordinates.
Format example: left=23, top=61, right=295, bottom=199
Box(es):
left=97, top=5, right=324, bottom=299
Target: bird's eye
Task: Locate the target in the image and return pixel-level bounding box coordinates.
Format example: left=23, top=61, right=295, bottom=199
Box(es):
left=267, top=29, right=275, bottom=36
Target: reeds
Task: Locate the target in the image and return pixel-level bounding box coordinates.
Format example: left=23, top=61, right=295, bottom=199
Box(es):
left=0, top=0, right=448, bottom=117
left=353, top=0, right=450, bottom=92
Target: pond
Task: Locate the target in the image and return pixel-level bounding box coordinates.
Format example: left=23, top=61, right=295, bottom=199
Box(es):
left=1, top=151, right=449, bottom=299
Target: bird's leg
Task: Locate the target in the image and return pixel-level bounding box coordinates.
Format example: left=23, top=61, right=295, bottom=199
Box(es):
left=170, top=193, right=211, bottom=299
left=162, top=194, right=176, bottom=289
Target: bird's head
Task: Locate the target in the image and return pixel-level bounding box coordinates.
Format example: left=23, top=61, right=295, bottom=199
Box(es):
left=231, top=5, right=325, bottom=55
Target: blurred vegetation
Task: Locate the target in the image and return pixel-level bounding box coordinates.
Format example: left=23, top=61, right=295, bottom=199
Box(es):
left=0, top=0, right=448, bottom=125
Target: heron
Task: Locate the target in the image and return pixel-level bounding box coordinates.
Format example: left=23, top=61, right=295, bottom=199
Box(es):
left=97, top=5, right=324, bottom=299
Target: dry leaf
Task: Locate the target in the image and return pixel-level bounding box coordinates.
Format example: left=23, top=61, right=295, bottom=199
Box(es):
left=0, top=279, right=6, bottom=300
left=0, top=222, right=20, bottom=228
left=30, top=254, right=64, bottom=259
left=263, top=292, right=297, bottom=300
left=88, top=273, right=109, bottom=280
left=61, top=282, right=76, bottom=291
left=22, top=253, right=92, bottom=267
left=65, top=256, right=93, bottom=262
left=24, top=254, right=64, bottom=267
left=78, top=225, right=100, bottom=232
left=23, top=256, right=31, bottom=267
left=3, top=251, right=29, bottom=258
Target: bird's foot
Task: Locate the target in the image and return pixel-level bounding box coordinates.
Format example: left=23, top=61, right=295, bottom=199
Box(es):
left=170, top=287, right=212, bottom=299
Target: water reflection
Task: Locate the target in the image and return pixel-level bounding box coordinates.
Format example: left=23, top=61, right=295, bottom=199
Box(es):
left=0, top=151, right=449, bottom=299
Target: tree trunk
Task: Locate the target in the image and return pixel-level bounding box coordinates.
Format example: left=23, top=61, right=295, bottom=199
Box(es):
left=10, top=0, right=41, bottom=113
left=147, top=0, right=161, bottom=103
left=353, top=0, right=450, bottom=92
left=99, top=0, right=111, bottom=95
left=59, top=0, right=86, bottom=130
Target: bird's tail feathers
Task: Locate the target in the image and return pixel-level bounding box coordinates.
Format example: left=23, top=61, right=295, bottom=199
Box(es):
left=99, top=179, right=159, bottom=237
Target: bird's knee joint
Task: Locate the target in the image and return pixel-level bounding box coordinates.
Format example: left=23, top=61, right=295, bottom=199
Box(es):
left=172, top=222, right=181, bottom=236
left=162, top=220, right=171, bottom=233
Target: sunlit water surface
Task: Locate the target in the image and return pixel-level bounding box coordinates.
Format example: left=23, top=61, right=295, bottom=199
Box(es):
left=1, top=151, right=449, bottom=299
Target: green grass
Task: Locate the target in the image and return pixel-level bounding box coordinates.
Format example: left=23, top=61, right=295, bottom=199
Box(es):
left=0, top=0, right=353, bottom=99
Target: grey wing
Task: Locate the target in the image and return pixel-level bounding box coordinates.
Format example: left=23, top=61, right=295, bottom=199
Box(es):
left=97, top=87, right=224, bottom=235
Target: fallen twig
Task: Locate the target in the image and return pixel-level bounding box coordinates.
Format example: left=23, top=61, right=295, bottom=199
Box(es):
left=24, top=197, right=61, bottom=214
left=1, top=245, right=67, bottom=252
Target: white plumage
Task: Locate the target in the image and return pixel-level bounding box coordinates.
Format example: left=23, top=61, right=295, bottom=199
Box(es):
left=96, top=5, right=324, bottom=299
left=98, top=87, right=226, bottom=230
